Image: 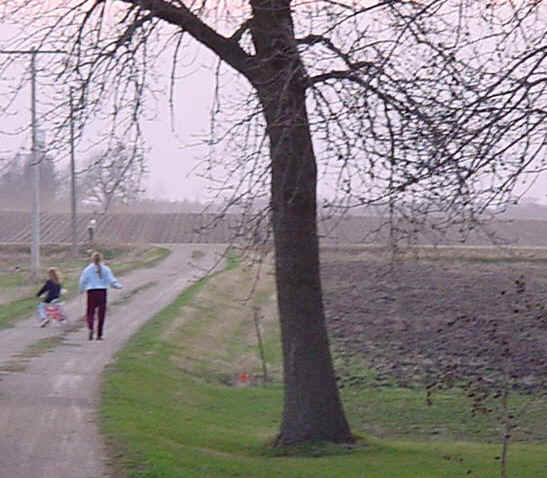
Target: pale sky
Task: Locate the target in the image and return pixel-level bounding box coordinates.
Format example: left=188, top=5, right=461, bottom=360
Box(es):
left=0, top=31, right=219, bottom=202
left=139, top=52, right=218, bottom=201
left=1, top=4, right=546, bottom=206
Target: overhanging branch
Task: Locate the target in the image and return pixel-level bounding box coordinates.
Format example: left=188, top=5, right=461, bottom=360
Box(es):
left=120, top=0, right=256, bottom=79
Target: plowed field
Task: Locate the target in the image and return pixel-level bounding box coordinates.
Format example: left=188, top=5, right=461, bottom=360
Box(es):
left=321, top=245, right=547, bottom=414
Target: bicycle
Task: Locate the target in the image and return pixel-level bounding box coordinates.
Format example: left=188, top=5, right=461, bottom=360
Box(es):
left=38, top=298, right=67, bottom=327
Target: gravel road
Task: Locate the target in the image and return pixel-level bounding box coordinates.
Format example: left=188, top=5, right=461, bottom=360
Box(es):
left=0, top=244, right=227, bottom=478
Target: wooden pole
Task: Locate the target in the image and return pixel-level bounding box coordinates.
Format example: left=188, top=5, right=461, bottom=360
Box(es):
left=253, top=306, right=269, bottom=385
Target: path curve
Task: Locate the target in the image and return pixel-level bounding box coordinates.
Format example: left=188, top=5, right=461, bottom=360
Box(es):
left=0, top=244, right=227, bottom=478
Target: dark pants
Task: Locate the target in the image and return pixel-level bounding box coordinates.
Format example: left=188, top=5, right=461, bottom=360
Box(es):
left=86, top=289, right=107, bottom=337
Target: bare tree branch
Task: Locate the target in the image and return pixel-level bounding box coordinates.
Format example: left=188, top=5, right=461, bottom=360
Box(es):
left=119, top=0, right=256, bottom=78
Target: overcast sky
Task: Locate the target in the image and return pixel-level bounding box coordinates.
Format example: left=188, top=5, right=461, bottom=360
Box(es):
left=1, top=6, right=546, bottom=206
left=0, top=35, right=220, bottom=202
left=139, top=49, right=218, bottom=201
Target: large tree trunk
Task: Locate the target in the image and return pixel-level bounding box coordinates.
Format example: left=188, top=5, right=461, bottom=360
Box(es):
left=266, top=94, right=353, bottom=445
left=250, top=0, right=353, bottom=446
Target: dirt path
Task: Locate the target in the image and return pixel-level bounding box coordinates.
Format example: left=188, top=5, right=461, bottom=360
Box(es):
left=0, top=244, right=227, bottom=478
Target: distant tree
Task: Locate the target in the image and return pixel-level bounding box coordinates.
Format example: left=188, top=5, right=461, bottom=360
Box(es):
left=0, top=156, right=24, bottom=208
left=0, top=151, right=59, bottom=210
left=78, top=141, right=147, bottom=213
left=1, top=1, right=545, bottom=446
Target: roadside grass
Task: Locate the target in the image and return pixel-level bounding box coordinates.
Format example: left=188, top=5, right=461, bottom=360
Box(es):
left=0, top=243, right=169, bottom=329
left=0, top=296, right=39, bottom=330
left=341, top=383, right=547, bottom=443
left=333, top=359, right=547, bottom=444
left=0, top=270, right=27, bottom=287
left=101, top=254, right=547, bottom=478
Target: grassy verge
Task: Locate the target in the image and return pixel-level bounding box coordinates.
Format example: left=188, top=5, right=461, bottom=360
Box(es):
left=101, top=255, right=547, bottom=478
left=0, top=296, right=40, bottom=330
left=341, top=382, right=547, bottom=443
left=0, top=243, right=170, bottom=329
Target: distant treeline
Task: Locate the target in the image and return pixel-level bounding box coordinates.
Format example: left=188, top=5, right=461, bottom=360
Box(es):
left=3, top=196, right=547, bottom=221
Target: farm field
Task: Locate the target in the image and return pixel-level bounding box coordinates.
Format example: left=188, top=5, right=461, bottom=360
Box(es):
left=320, top=245, right=547, bottom=442
left=0, top=211, right=243, bottom=244
left=4, top=210, right=547, bottom=245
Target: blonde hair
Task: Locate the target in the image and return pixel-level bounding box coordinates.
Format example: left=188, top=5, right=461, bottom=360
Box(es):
left=91, top=251, right=103, bottom=278
left=48, top=267, right=61, bottom=284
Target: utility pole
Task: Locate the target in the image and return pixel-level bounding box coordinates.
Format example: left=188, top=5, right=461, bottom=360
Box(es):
left=70, top=88, right=78, bottom=258
left=0, top=48, right=66, bottom=280
left=30, top=51, right=40, bottom=280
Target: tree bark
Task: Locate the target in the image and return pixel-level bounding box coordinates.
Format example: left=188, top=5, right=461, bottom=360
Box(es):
left=250, top=0, right=353, bottom=445
left=265, top=93, right=353, bottom=444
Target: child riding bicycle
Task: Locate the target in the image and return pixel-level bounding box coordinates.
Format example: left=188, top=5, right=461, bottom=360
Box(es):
left=36, top=267, right=67, bottom=327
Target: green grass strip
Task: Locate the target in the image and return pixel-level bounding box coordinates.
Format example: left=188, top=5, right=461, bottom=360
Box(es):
left=0, top=296, right=38, bottom=330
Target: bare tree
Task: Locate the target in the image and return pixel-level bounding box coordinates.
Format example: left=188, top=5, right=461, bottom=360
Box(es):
left=0, top=151, right=59, bottom=210
left=78, top=140, right=147, bottom=213
left=1, top=0, right=545, bottom=446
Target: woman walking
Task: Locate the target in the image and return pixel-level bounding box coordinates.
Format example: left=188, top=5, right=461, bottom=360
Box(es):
left=79, top=251, right=122, bottom=340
